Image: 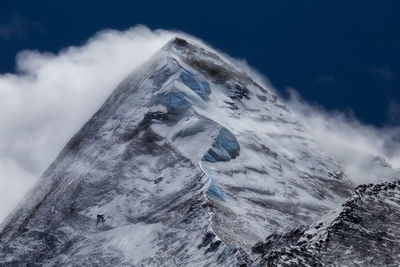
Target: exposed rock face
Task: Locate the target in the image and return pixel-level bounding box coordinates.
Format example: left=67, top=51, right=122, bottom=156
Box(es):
left=252, top=181, right=400, bottom=266
left=0, top=37, right=398, bottom=266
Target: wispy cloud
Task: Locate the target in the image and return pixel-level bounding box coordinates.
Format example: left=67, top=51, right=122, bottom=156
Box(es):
left=388, top=99, right=400, bottom=125
left=372, top=67, right=393, bottom=80
left=0, top=14, right=45, bottom=40
left=286, top=89, right=400, bottom=185
left=314, top=75, right=335, bottom=84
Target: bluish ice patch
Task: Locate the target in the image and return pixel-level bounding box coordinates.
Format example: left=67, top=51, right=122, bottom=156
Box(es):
left=205, top=171, right=226, bottom=201
left=203, top=128, right=240, bottom=162
left=151, top=57, right=181, bottom=90
left=164, top=91, right=191, bottom=111
left=216, top=128, right=240, bottom=158
left=206, top=146, right=231, bottom=162
left=203, top=153, right=217, bottom=163
left=179, top=70, right=211, bottom=100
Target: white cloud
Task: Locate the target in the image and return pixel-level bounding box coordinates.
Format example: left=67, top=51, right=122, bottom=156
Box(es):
left=285, top=88, right=400, bottom=185
left=0, top=26, right=173, bottom=221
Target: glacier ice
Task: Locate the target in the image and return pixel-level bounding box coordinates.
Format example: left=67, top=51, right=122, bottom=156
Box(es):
left=179, top=70, right=211, bottom=100
left=204, top=127, right=240, bottom=163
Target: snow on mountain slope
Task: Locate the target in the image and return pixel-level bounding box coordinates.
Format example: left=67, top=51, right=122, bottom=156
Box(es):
left=0, top=37, right=398, bottom=266
left=252, top=181, right=400, bottom=266
left=166, top=38, right=354, bottom=248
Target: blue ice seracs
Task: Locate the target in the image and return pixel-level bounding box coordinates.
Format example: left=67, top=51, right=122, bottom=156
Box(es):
left=163, top=91, right=191, bottom=112
left=206, top=171, right=226, bottom=201
left=204, top=128, right=240, bottom=163
left=180, top=70, right=211, bottom=100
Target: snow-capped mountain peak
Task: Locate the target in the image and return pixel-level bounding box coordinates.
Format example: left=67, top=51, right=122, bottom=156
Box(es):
left=0, top=37, right=398, bottom=266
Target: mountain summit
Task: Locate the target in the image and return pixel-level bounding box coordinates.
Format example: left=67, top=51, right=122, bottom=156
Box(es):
left=0, top=37, right=399, bottom=266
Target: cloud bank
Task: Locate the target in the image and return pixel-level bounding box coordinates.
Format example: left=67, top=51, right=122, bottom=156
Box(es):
left=0, top=26, right=173, bottom=221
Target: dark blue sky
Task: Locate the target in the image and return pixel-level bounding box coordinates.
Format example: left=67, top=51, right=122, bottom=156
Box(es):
left=1, top=0, right=399, bottom=127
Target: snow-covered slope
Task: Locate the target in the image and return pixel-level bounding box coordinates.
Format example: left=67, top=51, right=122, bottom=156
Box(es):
left=0, top=37, right=398, bottom=266
left=252, top=181, right=400, bottom=266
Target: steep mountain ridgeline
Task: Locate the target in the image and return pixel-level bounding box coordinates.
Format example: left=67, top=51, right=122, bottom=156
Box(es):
left=252, top=181, right=400, bottom=266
